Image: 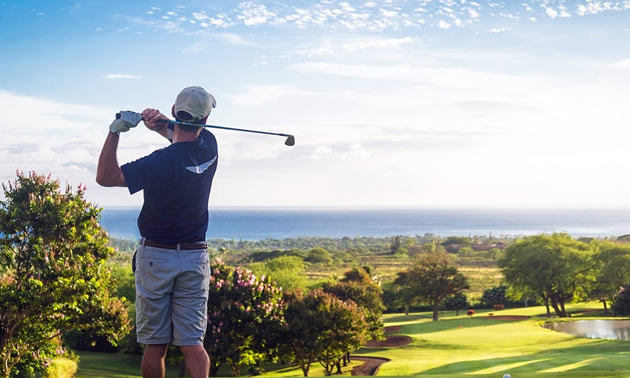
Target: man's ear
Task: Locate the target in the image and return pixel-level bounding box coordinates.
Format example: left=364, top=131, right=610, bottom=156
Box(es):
left=171, top=105, right=176, bottom=118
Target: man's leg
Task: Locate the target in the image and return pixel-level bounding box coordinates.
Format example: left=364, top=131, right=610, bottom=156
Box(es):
left=141, top=344, right=168, bottom=378
left=180, top=345, right=210, bottom=378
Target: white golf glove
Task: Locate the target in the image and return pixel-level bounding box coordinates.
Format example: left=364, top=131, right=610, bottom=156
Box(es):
left=109, top=111, right=143, bottom=135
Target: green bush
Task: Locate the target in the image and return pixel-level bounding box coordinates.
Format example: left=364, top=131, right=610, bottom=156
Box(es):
left=45, top=358, right=78, bottom=378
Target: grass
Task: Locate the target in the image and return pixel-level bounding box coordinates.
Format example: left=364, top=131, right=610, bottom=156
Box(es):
left=77, top=302, right=629, bottom=377
left=75, top=351, right=180, bottom=378
left=260, top=361, right=364, bottom=377
left=355, top=302, right=630, bottom=377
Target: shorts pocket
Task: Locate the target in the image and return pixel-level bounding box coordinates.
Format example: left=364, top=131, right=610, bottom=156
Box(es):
left=137, top=256, right=168, bottom=273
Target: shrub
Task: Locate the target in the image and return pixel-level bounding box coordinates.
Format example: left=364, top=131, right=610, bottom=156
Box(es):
left=205, top=259, right=285, bottom=377
left=44, top=357, right=78, bottom=378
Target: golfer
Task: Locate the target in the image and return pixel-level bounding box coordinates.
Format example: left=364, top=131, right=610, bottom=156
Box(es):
left=96, top=86, right=218, bottom=378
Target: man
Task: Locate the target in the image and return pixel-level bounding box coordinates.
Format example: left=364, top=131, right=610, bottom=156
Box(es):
left=96, top=86, right=218, bottom=378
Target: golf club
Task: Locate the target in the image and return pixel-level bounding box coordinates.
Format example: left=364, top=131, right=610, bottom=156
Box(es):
left=115, top=112, right=295, bottom=146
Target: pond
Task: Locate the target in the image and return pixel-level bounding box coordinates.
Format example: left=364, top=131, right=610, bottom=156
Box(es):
left=545, top=320, right=630, bottom=341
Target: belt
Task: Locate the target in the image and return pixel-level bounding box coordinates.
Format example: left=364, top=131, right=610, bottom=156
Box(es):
left=142, top=238, right=207, bottom=250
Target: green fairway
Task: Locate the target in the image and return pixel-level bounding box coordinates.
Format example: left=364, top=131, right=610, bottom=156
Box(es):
left=353, top=303, right=630, bottom=377
left=76, top=303, right=630, bottom=377
left=75, top=351, right=180, bottom=378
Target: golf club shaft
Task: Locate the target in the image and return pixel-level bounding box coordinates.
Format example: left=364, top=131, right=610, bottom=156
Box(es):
left=155, top=119, right=292, bottom=139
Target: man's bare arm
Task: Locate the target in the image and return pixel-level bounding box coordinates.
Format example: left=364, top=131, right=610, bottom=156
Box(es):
left=142, top=108, right=172, bottom=141
left=96, top=132, right=127, bottom=187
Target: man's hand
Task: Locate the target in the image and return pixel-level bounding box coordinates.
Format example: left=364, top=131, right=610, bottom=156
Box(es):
left=142, top=108, right=169, bottom=131
left=109, top=111, right=143, bottom=135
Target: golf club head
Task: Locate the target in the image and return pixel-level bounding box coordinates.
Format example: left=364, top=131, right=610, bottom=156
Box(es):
left=285, top=135, right=295, bottom=146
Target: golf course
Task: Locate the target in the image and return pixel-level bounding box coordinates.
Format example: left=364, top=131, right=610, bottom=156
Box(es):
left=75, top=302, right=630, bottom=377
left=355, top=304, right=630, bottom=377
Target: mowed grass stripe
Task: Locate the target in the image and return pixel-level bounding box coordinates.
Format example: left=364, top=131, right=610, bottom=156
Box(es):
left=354, top=303, right=630, bottom=377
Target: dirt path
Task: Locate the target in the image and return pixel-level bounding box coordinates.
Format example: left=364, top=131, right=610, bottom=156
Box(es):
left=350, top=357, right=391, bottom=376
left=351, top=325, right=412, bottom=375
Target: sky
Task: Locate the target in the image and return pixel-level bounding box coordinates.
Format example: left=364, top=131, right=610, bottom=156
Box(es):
left=0, top=0, right=629, bottom=209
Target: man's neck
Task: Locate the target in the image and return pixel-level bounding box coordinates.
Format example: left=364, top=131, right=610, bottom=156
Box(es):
left=172, top=129, right=200, bottom=143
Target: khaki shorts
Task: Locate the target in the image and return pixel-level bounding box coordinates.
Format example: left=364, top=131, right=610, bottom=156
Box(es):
left=134, top=243, right=210, bottom=346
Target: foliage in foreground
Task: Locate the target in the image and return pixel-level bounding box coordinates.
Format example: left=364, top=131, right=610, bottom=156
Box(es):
left=0, top=172, right=129, bottom=377
left=281, top=290, right=368, bottom=376
left=204, top=260, right=285, bottom=376
left=323, top=267, right=385, bottom=341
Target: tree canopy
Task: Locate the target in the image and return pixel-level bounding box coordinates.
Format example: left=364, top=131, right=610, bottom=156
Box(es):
left=394, top=251, right=469, bottom=321
left=0, top=172, right=129, bottom=377
left=499, top=233, right=594, bottom=317
left=281, top=290, right=368, bottom=377
left=205, top=259, right=285, bottom=376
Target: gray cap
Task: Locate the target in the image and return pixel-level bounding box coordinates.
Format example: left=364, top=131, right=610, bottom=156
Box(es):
left=174, top=86, right=216, bottom=122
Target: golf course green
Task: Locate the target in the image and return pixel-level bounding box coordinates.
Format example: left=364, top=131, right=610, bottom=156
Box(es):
left=354, top=303, right=630, bottom=377
left=78, top=302, right=630, bottom=377
left=258, top=302, right=630, bottom=377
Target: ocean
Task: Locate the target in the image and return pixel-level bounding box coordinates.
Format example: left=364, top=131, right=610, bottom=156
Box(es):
left=99, top=208, right=630, bottom=241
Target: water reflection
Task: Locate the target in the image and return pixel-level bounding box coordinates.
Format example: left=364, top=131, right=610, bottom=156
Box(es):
left=545, top=320, right=630, bottom=340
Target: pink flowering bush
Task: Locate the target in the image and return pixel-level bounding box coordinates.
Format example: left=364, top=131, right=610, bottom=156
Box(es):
left=204, top=259, right=285, bottom=377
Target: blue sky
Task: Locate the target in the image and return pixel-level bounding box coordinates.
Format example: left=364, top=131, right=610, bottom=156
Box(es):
left=1, top=0, right=629, bottom=208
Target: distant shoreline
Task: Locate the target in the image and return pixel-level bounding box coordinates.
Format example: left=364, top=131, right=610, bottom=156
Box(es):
left=100, top=208, right=630, bottom=241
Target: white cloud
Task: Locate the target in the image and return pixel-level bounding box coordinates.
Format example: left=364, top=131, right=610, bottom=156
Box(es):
left=0, top=90, right=116, bottom=201
left=380, top=8, right=398, bottom=18
left=340, top=37, right=414, bottom=52
left=105, top=74, right=142, bottom=79
left=607, top=58, right=630, bottom=70
left=310, top=145, right=334, bottom=159
left=226, top=85, right=310, bottom=107
left=214, top=32, right=252, bottom=46
left=296, top=46, right=335, bottom=57
left=438, top=20, right=451, bottom=29
left=545, top=7, right=559, bottom=19
left=236, top=1, right=277, bottom=26
left=489, top=27, right=512, bottom=33
left=192, top=12, right=208, bottom=21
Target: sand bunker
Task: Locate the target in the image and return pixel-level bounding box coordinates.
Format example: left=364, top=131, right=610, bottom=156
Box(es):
left=350, top=357, right=391, bottom=376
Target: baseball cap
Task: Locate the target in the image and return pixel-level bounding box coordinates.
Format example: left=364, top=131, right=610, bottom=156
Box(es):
left=174, top=86, right=216, bottom=122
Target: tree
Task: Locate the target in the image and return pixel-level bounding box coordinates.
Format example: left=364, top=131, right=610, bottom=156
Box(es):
left=499, top=233, right=594, bottom=318
left=306, top=247, right=332, bottom=265
left=588, top=241, right=630, bottom=313
left=204, top=260, right=285, bottom=376
left=612, top=285, right=630, bottom=316
left=323, top=267, right=385, bottom=341
left=480, top=286, right=509, bottom=309
left=394, top=251, right=469, bottom=321
left=281, top=290, right=368, bottom=377
left=248, top=255, right=307, bottom=291
left=0, top=172, right=129, bottom=377
left=444, top=293, right=470, bottom=316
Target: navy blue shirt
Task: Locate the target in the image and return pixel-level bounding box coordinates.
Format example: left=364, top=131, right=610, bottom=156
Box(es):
left=121, top=129, right=218, bottom=244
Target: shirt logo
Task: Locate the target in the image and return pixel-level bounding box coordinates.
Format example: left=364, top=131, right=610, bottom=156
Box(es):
left=186, top=156, right=217, bottom=174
